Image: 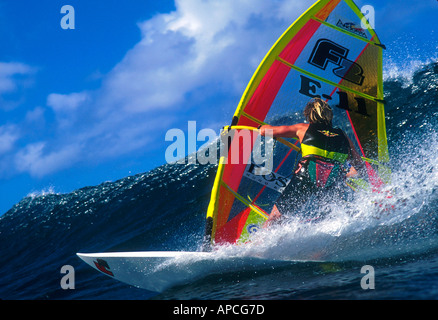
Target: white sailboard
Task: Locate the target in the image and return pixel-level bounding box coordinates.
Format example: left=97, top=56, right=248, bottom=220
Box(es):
left=77, top=251, right=294, bottom=292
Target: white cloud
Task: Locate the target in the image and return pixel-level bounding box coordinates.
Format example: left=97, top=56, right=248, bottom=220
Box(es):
left=15, top=142, right=81, bottom=178
left=47, top=92, right=89, bottom=113
left=14, top=0, right=315, bottom=177
left=0, top=61, right=35, bottom=111
left=0, top=125, right=19, bottom=155
left=46, top=92, right=90, bottom=129
left=25, top=107, right=45, bottom=124
left=0, top=62, right=33, bottom=95
left=100, top=0, right=314, bottom=114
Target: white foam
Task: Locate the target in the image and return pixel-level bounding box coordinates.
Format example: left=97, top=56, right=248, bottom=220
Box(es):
left=383, top=35, right=438, bottom=86
left=26, top=186, right=58, bottom=199
left=209, top=129, right=438, bottom=262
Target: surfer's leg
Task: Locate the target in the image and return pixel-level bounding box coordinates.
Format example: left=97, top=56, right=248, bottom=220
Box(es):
left=269, top=175, right=306, bottom=218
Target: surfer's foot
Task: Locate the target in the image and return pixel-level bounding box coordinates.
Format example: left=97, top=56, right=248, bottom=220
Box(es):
left=264, top=205, right=282, bottom=227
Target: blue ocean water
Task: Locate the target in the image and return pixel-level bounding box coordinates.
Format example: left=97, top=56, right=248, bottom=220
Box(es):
left=0, top=62, right=437, bottom=300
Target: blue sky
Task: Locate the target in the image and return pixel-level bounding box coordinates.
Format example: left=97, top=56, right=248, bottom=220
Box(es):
left=1, top=0, right=437, bottom=215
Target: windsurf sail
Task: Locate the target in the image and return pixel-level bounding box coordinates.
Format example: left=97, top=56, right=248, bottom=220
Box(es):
left=203, top=0, right=390, bottom=248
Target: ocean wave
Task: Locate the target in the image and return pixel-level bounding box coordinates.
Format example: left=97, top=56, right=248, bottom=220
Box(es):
left=0, top=60, right=437, bottom=299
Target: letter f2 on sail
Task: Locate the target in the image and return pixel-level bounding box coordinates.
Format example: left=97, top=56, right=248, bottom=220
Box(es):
left=203, top=0, right=390, bottom=249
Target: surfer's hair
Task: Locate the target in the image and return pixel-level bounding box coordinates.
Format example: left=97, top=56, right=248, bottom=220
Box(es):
left=304, top=98, right=333, bottom=126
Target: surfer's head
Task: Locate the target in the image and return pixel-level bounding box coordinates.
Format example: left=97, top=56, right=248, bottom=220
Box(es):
left=304, top=98, right=333, bottom=126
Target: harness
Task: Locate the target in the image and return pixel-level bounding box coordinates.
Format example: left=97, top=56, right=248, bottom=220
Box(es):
left=297, top=123, right=351, bottom=189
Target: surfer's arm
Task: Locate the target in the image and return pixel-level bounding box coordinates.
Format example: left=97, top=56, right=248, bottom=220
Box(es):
left=259, top=123, right=308, bottom=140
left=346, top=137, right=366, bottom=177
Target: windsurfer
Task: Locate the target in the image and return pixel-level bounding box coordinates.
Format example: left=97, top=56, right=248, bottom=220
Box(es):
left=259, top=98, right=365, bottom=224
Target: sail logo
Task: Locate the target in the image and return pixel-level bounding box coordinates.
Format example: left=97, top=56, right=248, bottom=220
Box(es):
left=318, top=130, right=339, bottom=137
left=244, top=162, right=291, bottom=193
left=308, top=38, right=364, bottom=86
left=93, top=259, right=114, bottom=277
left=298, top=75, right=371, bottom=117
left=247, top=224, right=260, bottom=234
left=336, top=19, right=368, bottom=39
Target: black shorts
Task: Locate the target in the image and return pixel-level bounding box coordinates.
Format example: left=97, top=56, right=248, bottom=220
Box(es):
left=274, top=156, right=349, bottom=218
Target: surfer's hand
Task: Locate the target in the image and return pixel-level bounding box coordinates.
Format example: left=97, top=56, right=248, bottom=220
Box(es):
left=259, top=125, right=269, bottom=136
